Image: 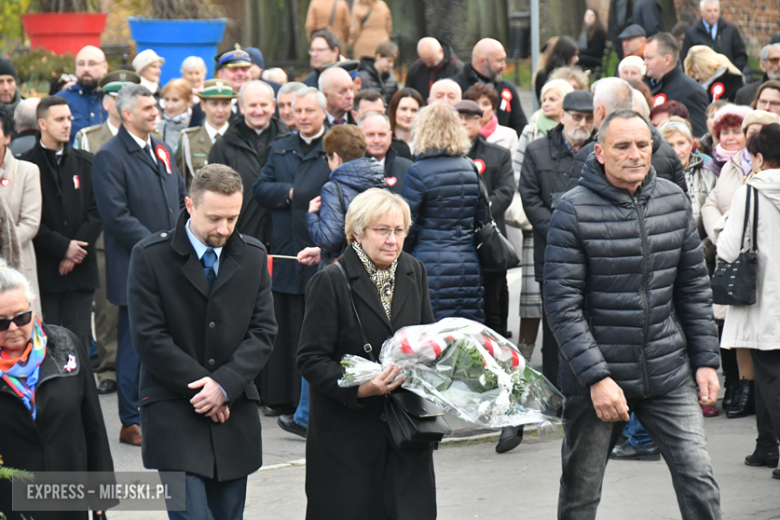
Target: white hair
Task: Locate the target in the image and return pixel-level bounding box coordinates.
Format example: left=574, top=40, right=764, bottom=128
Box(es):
left=592, top=77, right=634, bottom=113
left=760, top=43, right=780, bottom=62
left=429, top=78, right=462, bottom=99
left=699, top=0, right=719, bottom=9
left=278, top=81, right=307, bottom=97
left=0, top=259, right=36, bottom=306
left=632, top=89, right=651, bottom=118
left=318, top=67, right=352, bottom=92
left=292, top=87, right=327, bottom=110
left=358, top=110, right=391, bottom=129
left=14, top=98, right=40, bottom=133
left=180, top=56, right=207, bottom=75
left=618, top=56, right=647, bottom=77
left=261, top=68, right=288, bottom=84
left=238, top=80, right=276, bottom=105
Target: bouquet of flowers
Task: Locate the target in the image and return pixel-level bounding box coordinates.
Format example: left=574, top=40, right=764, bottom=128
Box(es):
left=339, top=318, right=563, bottom=429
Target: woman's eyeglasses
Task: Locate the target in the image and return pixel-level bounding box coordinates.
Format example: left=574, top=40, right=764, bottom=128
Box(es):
left=0, top=310, right=32, bottom=331
left=371, top=227, right=408, bottom=239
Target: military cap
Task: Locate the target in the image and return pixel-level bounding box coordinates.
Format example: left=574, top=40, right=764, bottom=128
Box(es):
left=215, top=44, right=252, bottom=70
left=99, top=70, right=142, bottom=96
left=196, top=78, right=237, bottom=100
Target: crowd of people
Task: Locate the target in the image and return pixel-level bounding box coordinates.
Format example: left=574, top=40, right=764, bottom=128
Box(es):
left=1, top=0, right=780, bottom=518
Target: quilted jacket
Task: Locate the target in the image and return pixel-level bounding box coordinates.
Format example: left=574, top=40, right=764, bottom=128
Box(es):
left=543, top=154, right=720, bottom=397
left=402, top=151, right=487, bottom=322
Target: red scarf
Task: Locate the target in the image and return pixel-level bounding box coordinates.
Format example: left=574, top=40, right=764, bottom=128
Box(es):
left=479, top=114, right=499, bottom=139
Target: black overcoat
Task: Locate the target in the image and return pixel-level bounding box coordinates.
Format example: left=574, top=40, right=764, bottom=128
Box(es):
left=92, top=125, right=186, bottom=306
left=127, top=210, right=277, bottom=481
left=468, top=134, right=516, bottom=236
left=297, top=247, right=437, bottom=520
left=23, top=141, right=102, bottom=293
left=0, top=325, right=114, bottom=520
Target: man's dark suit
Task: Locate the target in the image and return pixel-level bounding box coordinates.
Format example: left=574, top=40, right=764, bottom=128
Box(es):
left=128, top=210, right=277, bottom=482
left=92, top=124, right=186, bottom=428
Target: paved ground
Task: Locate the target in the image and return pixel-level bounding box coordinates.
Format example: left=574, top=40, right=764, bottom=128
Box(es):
left=101, top=268, right=780, bottom=519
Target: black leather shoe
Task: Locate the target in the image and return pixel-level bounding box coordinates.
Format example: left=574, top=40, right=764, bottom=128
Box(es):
left=745, top=447, right=779, bottom=468
left=96, top=379, right=117, bottom=395
left=278, top=414, right=307, bottom=438
left=726, top=379, right=755, bottom=418
left=773, top=469, right=780, bottom=480
left=610, top=440, right=661, bottom=461
left=496, top=426, right=524, bottom=453
left=722, top=382, right=739, bottom=411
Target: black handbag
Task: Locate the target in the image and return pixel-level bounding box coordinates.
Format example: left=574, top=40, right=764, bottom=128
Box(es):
left=711, top=185, right=759, bottom=306
left=473, top=164, right=521, bottom=273
left=335, top=262, right=451, bottom=449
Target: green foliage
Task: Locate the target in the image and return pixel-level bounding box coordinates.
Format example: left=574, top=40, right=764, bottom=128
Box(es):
left=27, top=0, right=100, bottom=12
left=0, top=0, right=31, bottom=53
left=12, top=48, right=74, bottom=96
left=119, top=0, right=224, bottom=19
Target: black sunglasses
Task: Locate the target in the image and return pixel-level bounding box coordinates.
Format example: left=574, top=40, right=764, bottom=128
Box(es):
left=0, top=310, right=33, bottom=331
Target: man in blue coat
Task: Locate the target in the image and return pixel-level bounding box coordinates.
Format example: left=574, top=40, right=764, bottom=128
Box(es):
left=57, top=45, right=109, bottom=144
left=92, top=84, right=187, bottom=447
left=254, top=86, right=330, bottom=435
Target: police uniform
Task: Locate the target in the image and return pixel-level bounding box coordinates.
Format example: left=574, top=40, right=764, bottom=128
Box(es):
left=175, top=79, right=235, bottom=188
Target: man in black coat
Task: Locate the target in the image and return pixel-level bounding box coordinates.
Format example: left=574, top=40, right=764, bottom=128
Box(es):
left=680, top=0, right=748, bottom=73
left=208, top=80, right=290, bottom=248
left=735, top=43, right=780, bottom=106
left=303, top=30, right=343, bottom=88
left=405, top=37, right=464, bottom=101
left=23, top=96, right=101, bottom=354
left=572, top=77, right=687, bottom=193
left=451, top=38, right=528, bottom=137
left=643, top=33, right=710, bottom=137
left=544, top=110, right=721, bottom=519
left=608, top=0, right=634, bottom=60
left=254, top=86, right=331, bottom=424
left=128, top=164, right=277, bottom=519
left=92, top=84, right=186, bottom=446
left=360, top=111, right=410, bottom=195
left=519, top=91, right=596, bottom=390
left=632, top=0, right=664, bottom=37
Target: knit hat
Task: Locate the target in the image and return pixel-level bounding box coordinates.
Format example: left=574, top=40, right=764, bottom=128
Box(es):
left=133, top=49, right=165, bottom=74
left=741, top=110, right=780, bottom=131
left=712, top=104, right=752, bottom=137
left=0, top=59, right=17, bottom=80
left=245, top=47, right=264, bottom=70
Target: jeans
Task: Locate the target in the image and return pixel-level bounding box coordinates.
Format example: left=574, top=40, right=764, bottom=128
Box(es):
left=623, top=413, right=653, bottom=448
left=117, top=306, right=140, bottom=427
left=294, top=377, right=309, bottom=428
left=162, top=472, right=247, bottom=520
left=558, top=382, right=720, bottom=520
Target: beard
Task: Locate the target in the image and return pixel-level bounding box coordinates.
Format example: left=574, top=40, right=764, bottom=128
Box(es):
left=78, top=76, right=99, bottom=90
left=204, top=233, right=228, bottom=248
left=565, top=127, right=591, bottom=145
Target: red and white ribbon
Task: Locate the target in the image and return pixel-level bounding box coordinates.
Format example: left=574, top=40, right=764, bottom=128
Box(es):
left=155, top=145, right=172, bottom=174
left=500, top=88, right=513, bottom=113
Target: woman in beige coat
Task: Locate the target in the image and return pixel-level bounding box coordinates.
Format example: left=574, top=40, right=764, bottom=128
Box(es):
left=0, top=121, right=42, bottom=308
left=350, top=0, right=392, bottom=60
left=305, top=0, right=351, bottom=47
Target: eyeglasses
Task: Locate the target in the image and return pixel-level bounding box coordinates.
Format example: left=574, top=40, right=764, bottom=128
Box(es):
left=765, top=57, right=780, bottom=65
left=0, top=310, right=32, bottom=332
left=757, top=99, right=780, bottom=110
left=308, top=47, right=331, bottom=55
left=371, top=227, right=408, bottom=239
left=75, top=60, right=106, bottom=68
left=566, top=111, right=594, bottom=124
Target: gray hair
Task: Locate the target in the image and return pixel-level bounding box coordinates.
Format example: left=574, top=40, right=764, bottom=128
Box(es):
left=14, top=98, right=40, bottom=133
left=760, top=43, right=780, bottom=62
left=0, top=259, right=36, bottom=306
left=261, top=68, right=288, bottom=84
left=115, top=84, right=154, bottom=121
left=632, top=89, right=651, bottom=118
left=278, top=81, right=307, bottom=97
left=699, top=0, right=719, bottom=9
left=358, top=110, right=391, bottom=129
left=180, top=56, right=207, bottom=76
left=593, top=77, right=634, bottom=113
left=598, top=109, right=653, bottom=145
left=292, top=87, right=327, bottom=110
left=318, top=66, right=352, bottom=92
left=429, top=78, right=462, bottom=99
left=659, top=120, right=693, bottom=144
left=238, top=80, right=276, bottom=105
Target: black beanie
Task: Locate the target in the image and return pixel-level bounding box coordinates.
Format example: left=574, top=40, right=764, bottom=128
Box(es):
left=0, top=59, right=17, bottom=80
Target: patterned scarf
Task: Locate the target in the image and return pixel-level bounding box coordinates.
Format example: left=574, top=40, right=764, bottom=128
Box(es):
left=0, top=317, right=47, bottom=419
left=352, top=242, right=398, bottom=320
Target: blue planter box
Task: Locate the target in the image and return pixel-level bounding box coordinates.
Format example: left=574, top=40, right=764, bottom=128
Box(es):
left=128, top=17, right=227, bottom=86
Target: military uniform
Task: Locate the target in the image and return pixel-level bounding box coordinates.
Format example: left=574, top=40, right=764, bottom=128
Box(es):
left=75, top=121, right=116, bottom=153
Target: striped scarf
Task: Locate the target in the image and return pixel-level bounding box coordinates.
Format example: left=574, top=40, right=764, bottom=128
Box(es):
left=352, top=242, right=397, bottom=320
left=0, top=317, right=47, bottom=418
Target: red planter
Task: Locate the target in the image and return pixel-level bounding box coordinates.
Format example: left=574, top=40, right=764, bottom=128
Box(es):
left=22, top=13, right=107, bottom=56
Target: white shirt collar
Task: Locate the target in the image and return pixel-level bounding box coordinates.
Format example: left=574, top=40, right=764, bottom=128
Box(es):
left=107, top=121, right=119, bottom=136
left=127, top=130, right=156, bottom=163
left=377, top=156, right=386, bottom=168
left=40, top=140, right=65, bottom=156
left=300, top=126, right=325, bottom=145
left=205, top=121, right=229, bottom=143
left=185, top=219, right=223, bottom=274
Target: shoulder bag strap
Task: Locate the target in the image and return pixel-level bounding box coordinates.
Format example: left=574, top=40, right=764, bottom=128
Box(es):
left=738, top=184, right=751, bottom=251
left=751, top=185, right=759, bottom=252
left=328, top=0, right=339, bottom=28
left=335, top=261, right=376, bottom=361
left=333, top=180, right=347, bottom=215
left=361, top=8, right=373, bottom=26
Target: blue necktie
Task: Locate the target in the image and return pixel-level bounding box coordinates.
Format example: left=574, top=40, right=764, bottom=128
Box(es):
left=201, top=249, right=217, bottom=287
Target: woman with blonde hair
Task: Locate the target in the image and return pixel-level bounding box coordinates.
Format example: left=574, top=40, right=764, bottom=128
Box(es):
left=684, top=45, right=744, bottom=103
left=402, top=103, right=487, bottom=322
left=350, top=0, right=393, bottom=60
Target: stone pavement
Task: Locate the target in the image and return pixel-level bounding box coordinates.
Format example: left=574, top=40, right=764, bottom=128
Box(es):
left=101, top=268, right=780, bottom=519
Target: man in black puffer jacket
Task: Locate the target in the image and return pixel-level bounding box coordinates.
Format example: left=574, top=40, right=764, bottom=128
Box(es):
left=545, top=110, right=721, bottom=520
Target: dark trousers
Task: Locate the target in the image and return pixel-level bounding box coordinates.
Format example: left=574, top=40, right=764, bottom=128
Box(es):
left=539, top=282, right=559, bottom=388
left=117, top=306, right=140, bottom=427
left=483, top=270, right=509, bottom=336
left=752, top=350, right=780, bottom=454
left=718, top=319, right=739, bottom=388
left=95, top=245, right=118, bottom=382
left=259, top=291, right=304, bottom=408
left=40, top=289, right=94, bottom=356
left=558, top=382, right=720, bottom=520
left=162, top=472, right=247, bottom=520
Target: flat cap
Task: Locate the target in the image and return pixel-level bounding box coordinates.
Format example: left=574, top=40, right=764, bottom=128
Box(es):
left=562, top=90, right=594, bottom=112
left=454, top=100, right=483, bottom=117
left=618, top=24, right=647, bottom=40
